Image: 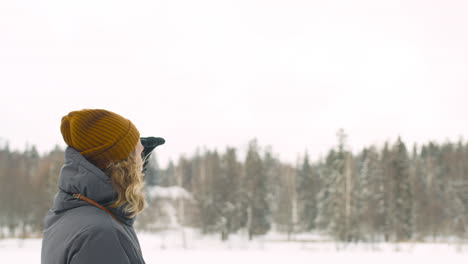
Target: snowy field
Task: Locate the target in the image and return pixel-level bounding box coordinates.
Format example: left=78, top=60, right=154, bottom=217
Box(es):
left=2, top=230, right=468, bottom=263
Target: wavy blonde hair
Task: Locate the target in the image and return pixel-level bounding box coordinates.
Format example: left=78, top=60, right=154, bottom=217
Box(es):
left=104, top=149, right=146, bottom=218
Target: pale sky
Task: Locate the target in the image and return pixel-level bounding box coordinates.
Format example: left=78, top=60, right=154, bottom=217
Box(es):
left=0, top=0, right=467, bottom=167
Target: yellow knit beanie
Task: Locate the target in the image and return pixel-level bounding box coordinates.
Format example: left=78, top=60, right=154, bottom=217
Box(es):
left=60, top=109, right=140, bottom=169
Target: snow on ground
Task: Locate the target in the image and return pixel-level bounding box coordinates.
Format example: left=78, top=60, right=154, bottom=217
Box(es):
left=1, top=230, right=468, bottom=263
left=146, top=186, right=193, bottom=200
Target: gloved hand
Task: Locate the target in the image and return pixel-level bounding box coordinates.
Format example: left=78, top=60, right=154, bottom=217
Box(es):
left=140, top=137, right=165, bottom=172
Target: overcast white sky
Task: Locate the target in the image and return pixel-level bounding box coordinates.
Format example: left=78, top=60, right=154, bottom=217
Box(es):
left=0, top=0, right=467, bottom=167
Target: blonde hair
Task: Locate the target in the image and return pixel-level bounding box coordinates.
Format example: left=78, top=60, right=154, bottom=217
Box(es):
left=104, top=149, right=146, bottom=218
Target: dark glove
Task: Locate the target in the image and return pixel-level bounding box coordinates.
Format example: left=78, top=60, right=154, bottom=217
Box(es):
left=140, top=137, right=165, bottom=172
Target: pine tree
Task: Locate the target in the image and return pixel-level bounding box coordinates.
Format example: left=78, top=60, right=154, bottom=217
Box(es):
left=195, top=151, right=220, bottom=233
left=353, top=147, right=384, bottom=242
left=392, top=137, right=413, bottom=241
left=410, top=143, right=428, bottom=240
left=244, top=139, right=271, bottom=239
left=315, top=129, right=350, bottom=241
left=263, top=147, right=282, bottom=232
left=381, top=142, right=393, bottom=241
left=296, top=152, right=319, bottom=231
left=215, top=148, right=242, bottom=240
left=275, top=164, right=297, bottom=239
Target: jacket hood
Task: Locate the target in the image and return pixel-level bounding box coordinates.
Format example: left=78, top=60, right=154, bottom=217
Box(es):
left=51, top=147, right=136, bottom=226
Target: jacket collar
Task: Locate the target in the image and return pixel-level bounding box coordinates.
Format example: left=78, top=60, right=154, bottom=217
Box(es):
left=52, top=147, right=136, bottom=226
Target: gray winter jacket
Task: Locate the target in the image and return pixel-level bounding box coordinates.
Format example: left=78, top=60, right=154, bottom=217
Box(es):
left=41, top=147, right=146, bottom=264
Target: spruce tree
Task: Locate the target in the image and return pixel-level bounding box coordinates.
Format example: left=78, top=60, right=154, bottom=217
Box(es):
left=392, top=137, right=413, bottom=241
left=315, top=129, right=349, bottom=241
left=216, top=148, right=242, bottom=240
left=297, top=152, right=319, bottom=231
left=244, top=139, right=271, bottom=239
left=353, top=147, right=383, bottom=242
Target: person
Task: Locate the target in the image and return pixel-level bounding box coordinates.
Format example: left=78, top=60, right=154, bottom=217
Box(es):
left=41, top=109, right=164, bottom=264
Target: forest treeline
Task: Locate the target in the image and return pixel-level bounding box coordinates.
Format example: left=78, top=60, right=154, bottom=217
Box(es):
left=1, top=130, right=467, bottom=243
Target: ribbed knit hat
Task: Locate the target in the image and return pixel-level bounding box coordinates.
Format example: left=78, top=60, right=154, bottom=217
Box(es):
left=60, top=109, right=140, bottom=169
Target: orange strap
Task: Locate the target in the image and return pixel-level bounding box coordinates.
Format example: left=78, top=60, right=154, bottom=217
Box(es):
left=73, top=193, right=122, bottom=224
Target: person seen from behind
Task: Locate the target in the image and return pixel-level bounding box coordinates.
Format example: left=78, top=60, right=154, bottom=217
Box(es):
left=41, top=109, right=164, bottom=264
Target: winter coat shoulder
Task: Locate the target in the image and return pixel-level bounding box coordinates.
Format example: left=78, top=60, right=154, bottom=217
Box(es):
left=41, top=147, right=146, bottom=264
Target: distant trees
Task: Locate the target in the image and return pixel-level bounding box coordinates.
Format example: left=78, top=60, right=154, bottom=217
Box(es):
left=315, top=129, right=353, bottom=241
left=296, top=153, right=319, bottom=232
left=1, top=132, right=468, bottom=243
left=0, top=144, right=62, bottom=238
left=218, top=147, right=243, bottom=239
left=274, top=162, right=296, bottom=238
left=352, top=146, right=384, bottom=242
left=243, top=140, right=271, bottom=239
left=391, top=137, right=413, bottom=241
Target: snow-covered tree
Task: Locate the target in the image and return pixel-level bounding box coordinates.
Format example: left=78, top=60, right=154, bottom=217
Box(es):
left=216, top=147, right=242, bottom=240
left=243, top=139, right=271, bottom=239
left=352, top=146, right=384, bottom=242
left=296, top=152, right=319, bottom=231
left=315, top=129, right=352, bottom=241
left=391, top=137, right=413, bottom=241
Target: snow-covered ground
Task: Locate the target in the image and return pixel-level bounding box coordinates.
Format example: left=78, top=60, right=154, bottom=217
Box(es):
left=1, top=230, right=468, bottom=263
